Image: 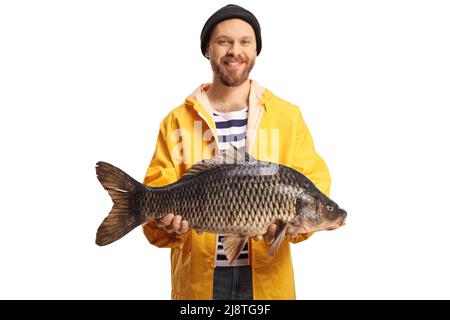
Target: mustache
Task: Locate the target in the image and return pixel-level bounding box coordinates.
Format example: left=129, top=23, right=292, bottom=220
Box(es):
left=222, top=55, right=248, bottom=64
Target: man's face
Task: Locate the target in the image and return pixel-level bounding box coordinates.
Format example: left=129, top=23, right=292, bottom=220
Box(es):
left=206, top=19, right=257, bottom=87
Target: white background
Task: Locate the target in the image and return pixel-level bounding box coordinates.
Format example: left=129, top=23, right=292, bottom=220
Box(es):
left=1, top=0, right=449, bottom=299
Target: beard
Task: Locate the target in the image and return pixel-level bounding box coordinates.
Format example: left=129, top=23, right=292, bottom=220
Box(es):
left=210, top=54, right=255, bottom=87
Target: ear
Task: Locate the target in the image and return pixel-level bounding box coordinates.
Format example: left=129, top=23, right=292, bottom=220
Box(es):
left=204, top=46, right=210, bottom=58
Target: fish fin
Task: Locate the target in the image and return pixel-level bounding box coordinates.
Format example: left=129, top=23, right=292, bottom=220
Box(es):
left=222, top=145, right=257, bottom=163
left=95, top=162, right=144, bottom=246
left=269, top=221, right=288, bottom=256
left=222, top=145, right=245, bottom=163
left=222, top=235, right=248, bottom=264
left=242, top=149, right=257, bottom=163
left=178, top=146, right=256, bottom=181
left=177, top=159, right=223, bottom=181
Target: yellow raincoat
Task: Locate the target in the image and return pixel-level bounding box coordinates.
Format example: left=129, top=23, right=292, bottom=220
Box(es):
left=142, top=80, right=331, bottom=299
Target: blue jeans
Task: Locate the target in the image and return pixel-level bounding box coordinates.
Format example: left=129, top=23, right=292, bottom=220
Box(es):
left=212, top=265, right=253, bottom=300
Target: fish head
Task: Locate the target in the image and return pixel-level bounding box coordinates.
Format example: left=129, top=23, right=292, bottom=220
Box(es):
left=293, top=190, right=347, bottom=232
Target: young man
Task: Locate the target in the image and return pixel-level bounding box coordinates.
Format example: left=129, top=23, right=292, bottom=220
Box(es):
left=142, top=4, right=331, bottom=300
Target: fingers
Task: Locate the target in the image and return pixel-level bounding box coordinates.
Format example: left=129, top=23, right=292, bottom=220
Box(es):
left=263, top=224, right=278, bottom=244
left=287, top=227, right=300, bottom=238
left=156, top=213, right=174, bottom=228
left=252, top=224, right=278, bottom=243
left=178, top=220, right=189, bottom=234
left=156, top=214, right=189, bottom=234
left=252, top=235, right=263, bottom=241
left=170, top=215, right=182, bottom=232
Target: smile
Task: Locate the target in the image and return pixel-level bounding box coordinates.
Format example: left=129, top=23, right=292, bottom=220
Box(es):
left=224, top=61, right=244, bottom=69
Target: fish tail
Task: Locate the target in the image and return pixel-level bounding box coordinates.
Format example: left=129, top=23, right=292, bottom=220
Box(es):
left=95, top=161, right=144, bottom=246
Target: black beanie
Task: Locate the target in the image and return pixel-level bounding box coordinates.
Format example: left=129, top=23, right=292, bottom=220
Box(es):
left=200, top=4, right=262, bottom=59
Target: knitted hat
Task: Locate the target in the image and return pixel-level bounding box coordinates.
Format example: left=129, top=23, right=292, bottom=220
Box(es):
left=200, top=4, right=262, bottom=59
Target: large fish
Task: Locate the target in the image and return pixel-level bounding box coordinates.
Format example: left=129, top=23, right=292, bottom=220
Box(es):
left=96, top=147, right=347, bottom=263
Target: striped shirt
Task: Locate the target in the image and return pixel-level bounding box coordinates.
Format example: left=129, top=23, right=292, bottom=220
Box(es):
left=212, top=106, right=249, bottom=267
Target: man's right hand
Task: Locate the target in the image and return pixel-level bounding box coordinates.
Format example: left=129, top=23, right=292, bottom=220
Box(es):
left=156, top=214, right=190, bottom=234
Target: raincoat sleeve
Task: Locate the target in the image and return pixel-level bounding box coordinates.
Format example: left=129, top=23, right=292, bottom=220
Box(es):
left=289, top=109, right=332, bottom=244
left=141, top=114, right=184, bottom=249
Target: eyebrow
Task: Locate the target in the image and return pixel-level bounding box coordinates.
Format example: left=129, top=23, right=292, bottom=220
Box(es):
left=215, top=35, right=253, bottom=40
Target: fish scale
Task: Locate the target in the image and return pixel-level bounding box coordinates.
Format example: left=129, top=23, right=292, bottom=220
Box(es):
left=95, top=147, right=347, bottom=263
left=143, top=163, right=299, bottom=236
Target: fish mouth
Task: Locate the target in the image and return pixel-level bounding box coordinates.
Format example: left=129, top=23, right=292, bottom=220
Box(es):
left=337, top=211, right=347, bottom=226
left=325, top=216, right=346, bottom=231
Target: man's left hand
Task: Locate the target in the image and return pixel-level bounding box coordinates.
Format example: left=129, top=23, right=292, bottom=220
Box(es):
left=251, top=224, right=302, bottom=244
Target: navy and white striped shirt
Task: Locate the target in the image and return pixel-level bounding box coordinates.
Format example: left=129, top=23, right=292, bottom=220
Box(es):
left=212, top=106, right=249, bottom=267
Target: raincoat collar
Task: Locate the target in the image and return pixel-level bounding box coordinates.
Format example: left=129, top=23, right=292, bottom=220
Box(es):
left=185, top=79, right=269, bottom=119
left=184, top=80, right=272, bottom=153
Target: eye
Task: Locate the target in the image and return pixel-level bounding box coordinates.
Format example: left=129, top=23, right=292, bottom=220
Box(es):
left=326, top=204, right=334, bottom=212
left=217, top=39, right=231, bottom=45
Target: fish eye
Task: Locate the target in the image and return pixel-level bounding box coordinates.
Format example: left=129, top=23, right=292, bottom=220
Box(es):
left=326, top=204, right=334, bottom=212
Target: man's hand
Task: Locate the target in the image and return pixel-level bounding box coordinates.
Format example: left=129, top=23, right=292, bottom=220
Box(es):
left=252, top=224, right=304, bottom=244
left=156, top=214, right=189, bottom=234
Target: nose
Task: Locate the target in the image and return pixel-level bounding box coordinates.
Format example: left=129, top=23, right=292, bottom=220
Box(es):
left=227, top=42, right=242, bottom=56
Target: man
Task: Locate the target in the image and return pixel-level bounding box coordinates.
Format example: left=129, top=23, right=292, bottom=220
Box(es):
left=142, top=4, right=331, bottom=300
